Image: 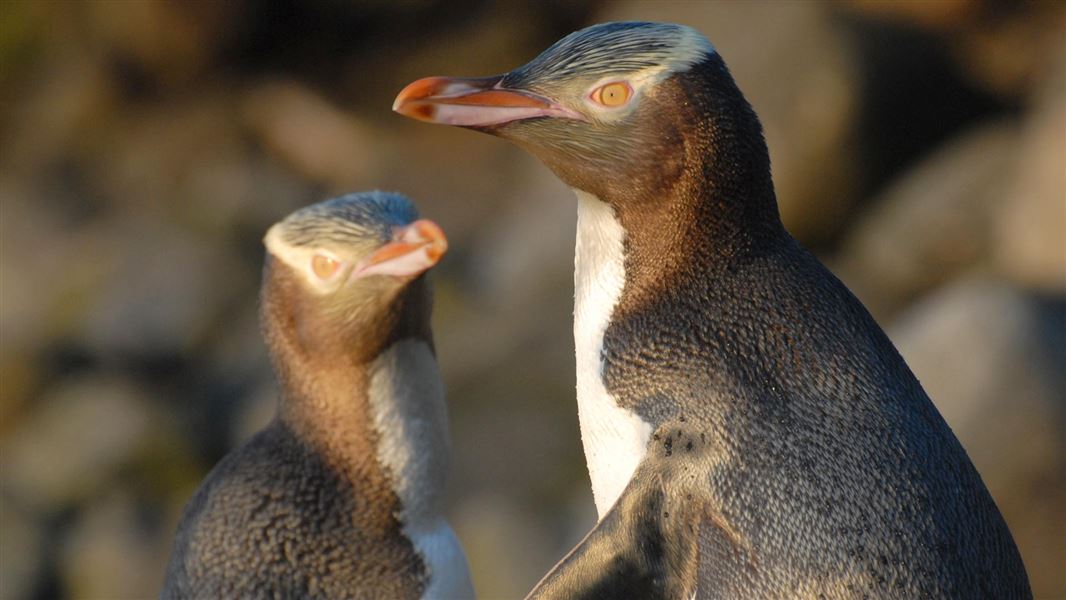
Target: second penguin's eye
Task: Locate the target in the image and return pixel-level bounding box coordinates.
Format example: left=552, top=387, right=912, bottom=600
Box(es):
left=311, top=254, right=340, bottom=279
left=591, top=82, right=632, bottom=107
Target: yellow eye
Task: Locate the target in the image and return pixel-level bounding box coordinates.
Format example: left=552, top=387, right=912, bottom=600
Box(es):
left=311, top=254, right=340, bottom=279
left=592, top=82, right=632, bottom=107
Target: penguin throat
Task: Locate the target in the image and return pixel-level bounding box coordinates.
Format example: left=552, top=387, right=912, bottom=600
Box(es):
left=367, top=340, right=474, bottom=599
left=573, top=189, right=654, bottom=519
left=367, top=339, right=450, bottom=526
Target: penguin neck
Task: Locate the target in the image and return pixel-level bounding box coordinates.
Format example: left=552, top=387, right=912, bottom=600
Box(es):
left=260, top=266, right=450, bottom=526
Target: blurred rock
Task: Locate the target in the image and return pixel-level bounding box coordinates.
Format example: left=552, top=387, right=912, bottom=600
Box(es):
left=60, top=490, right=170, bottom=599
left=77, top=216, right=250, bottom=358
left=993, top=50, right=1066, bottom=292
left=844, top=0, right=977, bottom=29
left=835, top=120, right=1020, bottom=319
left=206, top=301, right=271, bottom=395
left=230, top=381, right=278, bottom=448
left=471, top=160, right=576, bottom=306
left=599, top=0, right=861, bottom=244
left=1, top=375, right=155, bottom=510
left=0, top=350, right=38, bottom=436
left=1, top=4, right=1063, bottom=597
left=843, top=1, right=1066, bottom=100
left=890, top=278, right=1066, bottom=597
left=0, top=45, right=117, bottom=179
left=81, top=0, right=240, bottom=88
left=452, top=494, right=559, bottom=599
left=0, top=180, right=79, bottom=401
left=244, top=81, right=388, bottom=191
left=79, top=91, right=308, bottom=231
left=0, top=497, right=44, bottom=600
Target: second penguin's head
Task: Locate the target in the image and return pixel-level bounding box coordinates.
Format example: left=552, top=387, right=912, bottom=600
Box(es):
left=261, top=191, right=447, bottom=365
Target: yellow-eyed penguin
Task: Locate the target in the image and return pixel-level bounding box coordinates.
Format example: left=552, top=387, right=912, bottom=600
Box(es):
left=393, top=21, right=1031, bottom=599
left=161, top=192, right=474, bottom=599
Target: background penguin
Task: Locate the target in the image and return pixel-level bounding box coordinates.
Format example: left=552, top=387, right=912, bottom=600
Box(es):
left=161, top=192, right=474, bottom=599
left=394, top=22, right=1031, bottom=599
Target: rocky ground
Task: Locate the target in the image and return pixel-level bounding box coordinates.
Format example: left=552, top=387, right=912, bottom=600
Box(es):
left=1, top=1, right=1063, bottom=598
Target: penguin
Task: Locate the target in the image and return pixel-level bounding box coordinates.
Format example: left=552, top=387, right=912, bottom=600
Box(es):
left=161, top=192, right=474, bottom=599
left=393, top=22, right=1031, bottom=599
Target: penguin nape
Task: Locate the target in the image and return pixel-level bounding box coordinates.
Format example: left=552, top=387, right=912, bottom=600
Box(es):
left=394, top=22, right=1031, bottom=599
left=161, top=192, right=474, bottom=599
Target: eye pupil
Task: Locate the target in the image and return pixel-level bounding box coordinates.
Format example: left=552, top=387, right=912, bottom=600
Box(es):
left=312, top=254, right=339, bottom=279
left=594, top=82, right=630, bottom=107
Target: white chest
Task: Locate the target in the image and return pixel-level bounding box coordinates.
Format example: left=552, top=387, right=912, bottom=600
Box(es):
left=367, top=341, right=474, bottom=599
left=572, top=190, right=654, bottom=519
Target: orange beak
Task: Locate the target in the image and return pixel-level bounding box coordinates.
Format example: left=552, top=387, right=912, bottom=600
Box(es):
left=355, top=219, right=448, bottom=279
left=393, top=75, right=584, bottom=127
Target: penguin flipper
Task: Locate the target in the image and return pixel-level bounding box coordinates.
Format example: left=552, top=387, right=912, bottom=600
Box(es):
left=524, top=457, right=705, bottom=600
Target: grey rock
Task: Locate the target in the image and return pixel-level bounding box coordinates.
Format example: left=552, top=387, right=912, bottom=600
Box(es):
left=1, top=375, right=155, bottom=510
left=76, top=216, right=251, bottom=358
left=471, top=160, right=576, bottom=308
left=0, top=497, right=44, bottom=600
left=890, top=278, right=1066, bottom=597
left=451, top=494, right=558, bottom=600
left=835, top=120, right=1021, bottom=319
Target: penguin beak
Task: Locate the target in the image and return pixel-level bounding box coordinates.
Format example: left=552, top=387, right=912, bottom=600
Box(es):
left=393, top=75, right=584, bottom=127
left=354, top=219, right=448, bottom=279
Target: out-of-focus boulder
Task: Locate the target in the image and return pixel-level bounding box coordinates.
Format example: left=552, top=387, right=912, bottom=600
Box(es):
left=835, top=120, right=1020, bottom=319
left=1, top=375, right=156, bottom=511
left=889, top=278, right=1066, bottom=597
left=244, top=81, right=388, bottom=191
left=77, top=217, right=250, bottom=358
left=80, top=0, right=240, bottom=88
left=80, top=92, right=308, bottom=231
left=598, top=0, right=861, bottom=244
left=0, top=497, right=44, bottom=600
left=0, top=181, right=82, bottom=410
left=842, top=1, right=1066, bottom=100
left=229, top=381, right=278, bottom=448
left=60, top=490, right=171, bottom=599
left=468, top=160, right=575, bottom=308
left=451, top=494, right=562, bottom=600
left=993, top=48, right=1066, bottom=292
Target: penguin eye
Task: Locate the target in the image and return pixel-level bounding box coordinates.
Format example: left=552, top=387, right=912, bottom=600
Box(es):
left=590, top=82, right=632, bottom=108
left=311, top=254, right=340, bottom=279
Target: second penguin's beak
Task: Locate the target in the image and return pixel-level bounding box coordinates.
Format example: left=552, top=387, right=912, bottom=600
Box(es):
left=354, top=219, right=448, bottom=279
left=393, top=76, right=584, bottom=127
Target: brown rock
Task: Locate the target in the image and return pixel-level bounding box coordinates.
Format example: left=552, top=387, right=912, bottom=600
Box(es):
left=993, top=47, right=1066, bottom=292
left=60, top=491, right=171, bottom=599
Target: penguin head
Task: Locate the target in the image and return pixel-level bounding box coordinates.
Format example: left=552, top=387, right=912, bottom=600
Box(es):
left=262, top=191, right=445, bottom=360
left=393, top=22, right=741, bottom=202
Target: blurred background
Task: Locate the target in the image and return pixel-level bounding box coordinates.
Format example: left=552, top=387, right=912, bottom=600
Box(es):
left=1, top=1, right=1064, bottom=598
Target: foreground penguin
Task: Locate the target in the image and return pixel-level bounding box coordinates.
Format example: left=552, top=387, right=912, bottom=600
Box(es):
left=162, top=192, right=474, bottom=599
left=394, top=22, right=1030, bottom=598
